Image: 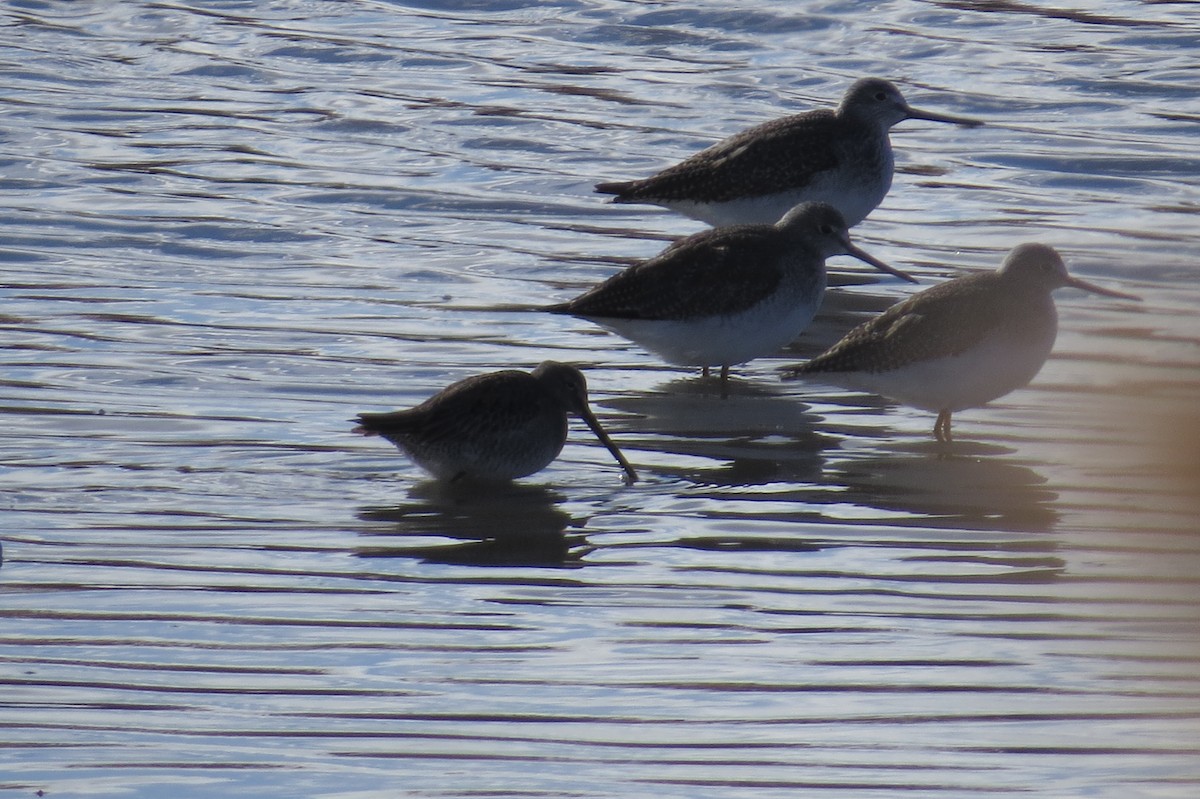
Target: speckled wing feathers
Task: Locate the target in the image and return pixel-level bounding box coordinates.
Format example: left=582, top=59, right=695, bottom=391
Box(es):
left=794, top=273, right=1014, bottom=374
left=599, top=111, right=844, bottom=203
left=549, top=227, right=788, bottom=321
left=357, top=371, right=550, bottom=444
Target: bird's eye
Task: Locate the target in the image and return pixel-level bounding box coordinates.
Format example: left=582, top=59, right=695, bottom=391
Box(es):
left=875, top=92, right=887, bottom=101
left=819, top=224, right=834, bottom=234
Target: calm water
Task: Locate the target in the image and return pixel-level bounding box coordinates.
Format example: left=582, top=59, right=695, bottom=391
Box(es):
left=2, top=1, right=1199, bottom=797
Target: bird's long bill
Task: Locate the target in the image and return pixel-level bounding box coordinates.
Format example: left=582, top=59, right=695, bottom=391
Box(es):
left=845, top=242, right=918, bottom=284
left=1065, top=275, right=1141, bottom=301
left=578, top=407, right=639, bottom=484
left=905, top=105, right=984, bottom=128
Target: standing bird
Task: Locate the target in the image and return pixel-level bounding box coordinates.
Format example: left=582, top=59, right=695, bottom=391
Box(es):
left=546, top=202, right=914, bottom=391
left=780, top=243, right=1140, bottom=442
left=354, top=362, right=638, bottom=484
left=596, top=77, right=982, bottom=228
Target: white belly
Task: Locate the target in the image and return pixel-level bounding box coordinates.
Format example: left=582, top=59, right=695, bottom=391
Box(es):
left=590, top=285, right=825, bottom=369
left=661, top=152, right=892, bottom=227
left=664, top=180, right=886, bottom=228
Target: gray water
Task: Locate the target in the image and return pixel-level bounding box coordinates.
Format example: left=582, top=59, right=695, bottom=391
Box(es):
left=2, top=1, right=1199, bottom=797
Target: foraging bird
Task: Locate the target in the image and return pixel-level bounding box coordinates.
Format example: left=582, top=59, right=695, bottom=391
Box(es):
left=780, top=243, right=1140, bottom=442
left=355, top=362, right=638, bottom=483
left=547, top=202, right=914, bottom=391
left=596, top=77, right=982, bottom=227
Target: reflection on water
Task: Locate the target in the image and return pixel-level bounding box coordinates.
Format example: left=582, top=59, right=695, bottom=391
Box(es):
left=607, top=379, right=827, bottom=486
left=830, top=443, right=1061, bottom=533
left=356, top=481, right=580, bottom=567
left=3, top=1, right=1200, bottom=798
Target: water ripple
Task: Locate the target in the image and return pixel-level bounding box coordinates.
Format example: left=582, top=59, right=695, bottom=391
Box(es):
left=2, top=1, right=1199, bottom=798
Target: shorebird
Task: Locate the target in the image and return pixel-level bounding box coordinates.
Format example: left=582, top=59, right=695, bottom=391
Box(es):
left=596, top=77, right=981, bottom=227
left=546, top=202, right=914, bottom=392
left=780, top=243, right=1140, bottom=442
left=354, top=362, right=638, bottom=484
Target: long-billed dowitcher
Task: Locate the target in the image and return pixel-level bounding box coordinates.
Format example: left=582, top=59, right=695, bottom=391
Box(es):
left=547, top=202, right=914, bottom=392
left=596, top=77, right=982, bottom=227
left=780, top=243, right=1140, bottom=442
left=355, top=362, right=638, bottom=483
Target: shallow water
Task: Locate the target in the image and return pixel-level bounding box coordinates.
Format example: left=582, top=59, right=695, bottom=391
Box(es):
left=2, top=1, right=1199, bottom=797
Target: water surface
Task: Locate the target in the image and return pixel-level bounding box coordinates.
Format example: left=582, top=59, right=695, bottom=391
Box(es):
left=2, top=2, right=1199, bottom=797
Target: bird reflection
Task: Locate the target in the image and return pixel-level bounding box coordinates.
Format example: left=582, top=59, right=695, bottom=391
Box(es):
left=603, top=378, right=827, bottom=487
left=827, top=442, right=1060, bottom=533
left=355, top=481, right=582, bottom=567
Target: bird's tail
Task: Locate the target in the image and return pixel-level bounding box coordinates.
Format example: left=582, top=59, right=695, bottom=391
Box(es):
left=594, top=180, right=635, bottom=201
left=353, top=412, right=397, bottom=437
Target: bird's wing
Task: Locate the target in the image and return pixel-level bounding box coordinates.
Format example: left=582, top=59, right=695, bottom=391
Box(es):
left=358, top=372, right=547, bottom=441
left=797, top=275, right=1012, bottom=374
left=613, top=111, right=842, bottom=203
left=556, top=227, right=785, bottom=320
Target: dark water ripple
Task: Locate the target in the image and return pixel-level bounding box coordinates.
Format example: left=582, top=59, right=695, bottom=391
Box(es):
left=2, top=1, right=1199, bottom=798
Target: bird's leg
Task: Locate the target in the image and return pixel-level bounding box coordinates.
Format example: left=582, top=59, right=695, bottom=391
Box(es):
left=934, top=410, right=953, bottom=443
left=719, top=365, right=730, bottom=399
left=701, top=366, right=711, bottom=379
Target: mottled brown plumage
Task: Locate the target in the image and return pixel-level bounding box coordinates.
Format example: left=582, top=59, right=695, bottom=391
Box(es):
left=781, top=244, right=1140, bottom=442
left=548, top=224, right=792, bottom=322
left=546, top=203, right=913, bottom=389
left=596, top=77, right=982, bottom=227
left=597, top=111, right=847, bottom=205
left=356, top=362, right=637, bottom=483
left=791, top=270, right=1027, bottom=375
